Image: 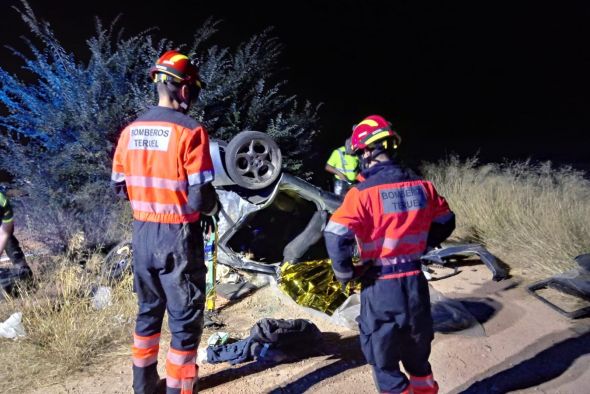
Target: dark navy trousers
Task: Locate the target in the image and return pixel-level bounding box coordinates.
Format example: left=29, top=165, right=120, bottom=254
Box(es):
left=132, top=220, right=206, bottom=394
left=359, top=273, right=434, bottom=393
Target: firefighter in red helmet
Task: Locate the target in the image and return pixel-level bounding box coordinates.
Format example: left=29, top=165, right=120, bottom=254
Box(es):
left=112, top=50, right=219, bottom=394
left=324, top=115, right=455, bottom=394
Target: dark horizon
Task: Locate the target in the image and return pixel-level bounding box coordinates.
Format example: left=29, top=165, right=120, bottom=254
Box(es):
left=1, top=0, right=589, bottom=182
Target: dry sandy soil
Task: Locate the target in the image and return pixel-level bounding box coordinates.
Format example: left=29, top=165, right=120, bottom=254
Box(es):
left=30, top=261, right=590, bottom=394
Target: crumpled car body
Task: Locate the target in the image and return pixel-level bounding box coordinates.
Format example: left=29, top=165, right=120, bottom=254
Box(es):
left=527, top=254, right=590, bottom=319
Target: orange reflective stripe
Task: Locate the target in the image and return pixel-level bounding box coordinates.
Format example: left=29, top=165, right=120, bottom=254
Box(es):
left=130, top=200, right=195, bottom=216
left=127, top=184, right=187, bottom=204
left=166, top=362, right=196, bottom=379
left=132, top=210, right=200, bottom=224
left=410, top=374, right=435, bottom=386
left=378, top=270, right=421, bottom=280
left=132, top=353, right=158, bottom=367
left=132, top=345, right=159, bottom=368
left=410, top=374, right=438, bottom=394
left=166, top=348, right=197, bottom=380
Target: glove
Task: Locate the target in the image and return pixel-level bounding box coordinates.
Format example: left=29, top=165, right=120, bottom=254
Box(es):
left=199, top=214, right=218, bottom=235
left=338, top=279, right=350, bottom=291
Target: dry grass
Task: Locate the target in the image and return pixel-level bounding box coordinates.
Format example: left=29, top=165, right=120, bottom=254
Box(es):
left=0, top=247, right=137, bottom=392
left=422, top=157, right=590, bottom=279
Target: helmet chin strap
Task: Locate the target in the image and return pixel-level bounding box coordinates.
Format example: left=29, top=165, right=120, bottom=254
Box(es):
left=359, top=138, right=395, bottom=170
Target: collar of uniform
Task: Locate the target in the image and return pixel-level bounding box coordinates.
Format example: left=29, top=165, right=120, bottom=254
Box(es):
left=360, top=160, right=397, bottom=179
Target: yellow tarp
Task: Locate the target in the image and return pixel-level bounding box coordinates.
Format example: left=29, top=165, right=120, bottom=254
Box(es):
left=278, top=259, right=358, bottom=315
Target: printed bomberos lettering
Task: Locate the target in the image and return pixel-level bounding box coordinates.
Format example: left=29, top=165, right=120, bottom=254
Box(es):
left=128, top=126, right=172, bottom=152
left=380, top=185, right=427, bottom=213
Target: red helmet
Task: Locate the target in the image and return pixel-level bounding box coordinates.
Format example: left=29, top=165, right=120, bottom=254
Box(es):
left=149, top=50, right=203, bottom=89
left=350, top=115, right=401, bottom=153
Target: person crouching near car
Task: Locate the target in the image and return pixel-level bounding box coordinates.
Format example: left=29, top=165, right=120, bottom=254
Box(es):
left=111, top=50, right=220, bottom=394
left=323, top=115, right=455, bottom=394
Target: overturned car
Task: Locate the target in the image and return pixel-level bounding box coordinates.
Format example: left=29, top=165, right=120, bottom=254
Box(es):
left=209, top=131, right=341, bottom=275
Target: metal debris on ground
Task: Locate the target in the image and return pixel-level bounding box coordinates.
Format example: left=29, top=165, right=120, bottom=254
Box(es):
left=528, top=253, right=590, bottom=319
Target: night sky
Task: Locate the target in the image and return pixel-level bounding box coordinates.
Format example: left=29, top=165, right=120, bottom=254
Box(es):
left=2, top=0, right=589, bottom=177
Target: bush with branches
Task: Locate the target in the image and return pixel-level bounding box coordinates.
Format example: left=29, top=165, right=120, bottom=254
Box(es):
left=0, top=0, right=321, bottom=251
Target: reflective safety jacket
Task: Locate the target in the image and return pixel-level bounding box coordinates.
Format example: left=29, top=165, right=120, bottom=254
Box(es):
left=112, top=106, right=215, bottom=224
left=324, top=161, right=455, bottom=281
left=0, top=191, right=14, bottom=224
left=327, top=146, right=359, bottom=182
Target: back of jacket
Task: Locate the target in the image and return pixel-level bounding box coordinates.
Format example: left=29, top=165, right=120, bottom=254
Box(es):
left=325, top=161, right=454, bottom=279
left=112, top=106, right=214, bottom=224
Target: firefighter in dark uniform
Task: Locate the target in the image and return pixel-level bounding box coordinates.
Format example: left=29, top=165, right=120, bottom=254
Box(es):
left=324, top=115, right=455, bottom=394
left=0, top=189, right=31, bottom=275
left=112, top=50, right=219, bottom=394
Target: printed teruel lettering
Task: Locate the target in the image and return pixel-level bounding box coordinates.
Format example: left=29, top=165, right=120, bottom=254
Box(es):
left=380, top=185, right=427, bottom=214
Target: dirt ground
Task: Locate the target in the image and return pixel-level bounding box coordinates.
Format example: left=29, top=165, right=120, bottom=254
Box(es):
left=29, top=261, right=590, bottom=394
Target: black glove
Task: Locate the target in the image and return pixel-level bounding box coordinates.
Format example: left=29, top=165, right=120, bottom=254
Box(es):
left=338, top=279, right=350, bottom=291
left=200, top=213, right=220, bottom=235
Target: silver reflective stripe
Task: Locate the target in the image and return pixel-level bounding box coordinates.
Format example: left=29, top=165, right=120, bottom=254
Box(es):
left=325, top=221, right=354, bottom=237
left=433, top=211, right=454, bottom=224
left=167, top=351, right=196, bottom=365
left=130, top=200, right=195, bottom=215
left=111, top=172, right=126, bottom=182
left=166, top=377, right=182, bottom=389
left=132, top=354, right=158, bottom=368
left=336, top=148, right=356, bottom=172
left=360, top=232, right=428, bottom=252
left=133, top=335, right=160, bottom=349
left=126, top=176, right=187, bottom=191
left=373, top=253, right=424, bottom=266
left=188, top=170, right=214, bottom=186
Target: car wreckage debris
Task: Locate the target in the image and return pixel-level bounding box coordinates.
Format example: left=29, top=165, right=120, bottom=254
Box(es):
left=528, top=253, right=590, bottom=319
left=421, top=243, right=509, bottom=281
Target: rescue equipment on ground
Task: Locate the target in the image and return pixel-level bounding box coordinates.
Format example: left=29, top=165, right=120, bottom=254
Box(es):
left=204, top=217, right=218, bottom=312
left=278, top=259, right=358, bottom=315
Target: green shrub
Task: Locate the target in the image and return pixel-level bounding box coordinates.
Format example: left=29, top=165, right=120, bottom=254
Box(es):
left=0, top=0, right=321, bottom=251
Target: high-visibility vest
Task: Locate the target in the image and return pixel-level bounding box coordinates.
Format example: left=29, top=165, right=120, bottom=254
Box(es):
left=0, top=191, right=13, bottom=224
left=112, top=106, right=215, bottom=224
left=327, top=146, right=359, bottom=182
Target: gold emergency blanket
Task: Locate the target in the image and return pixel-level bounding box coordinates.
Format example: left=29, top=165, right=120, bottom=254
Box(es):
left=279, top=259, right=350, bottom=315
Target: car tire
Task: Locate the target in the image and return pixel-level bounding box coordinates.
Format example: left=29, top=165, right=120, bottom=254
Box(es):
left=102, top=241, right=133, bottom=282
left=225, top=131, right=282, bottom=190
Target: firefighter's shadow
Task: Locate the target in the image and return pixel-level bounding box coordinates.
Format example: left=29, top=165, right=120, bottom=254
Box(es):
left=198, top=333, right=365, bottom=392
left=456, top=329, right=590, bottom=393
